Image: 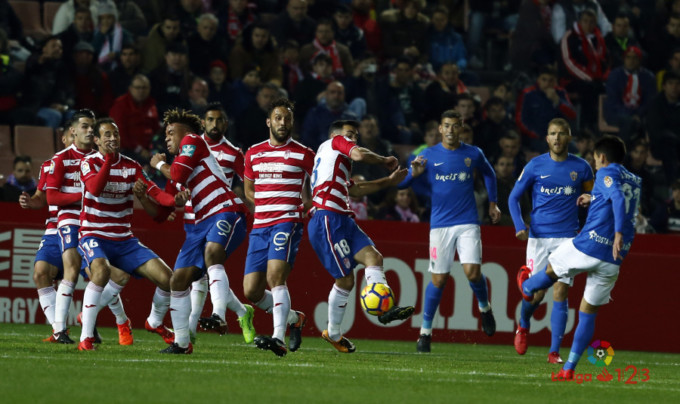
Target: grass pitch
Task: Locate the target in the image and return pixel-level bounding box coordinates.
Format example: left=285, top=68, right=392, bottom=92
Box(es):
left=0, top=323, right=678, bottom=404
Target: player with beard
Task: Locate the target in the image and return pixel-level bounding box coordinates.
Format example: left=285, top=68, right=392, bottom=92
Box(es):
left=243, top=98, right=315, bottom=357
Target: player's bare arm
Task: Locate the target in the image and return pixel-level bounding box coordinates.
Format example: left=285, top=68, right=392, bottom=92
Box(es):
left=613, top=232, right=624, bottom=261
left=515, top=229, right=529, bottom=241
left=151, top=153, right=172, bottom=179
left=489, top=202, right=501, bottom=224
left=577, top=193, right=592, bottom=207
left=349, top=167, right=408, bottom=198
left=349, top=146, right=398, bottom=170
left=244, top=178, right=255, bottom=204
left=302, top=176, right=313, bottom=212
left=20, top=190, right=47, bottom=209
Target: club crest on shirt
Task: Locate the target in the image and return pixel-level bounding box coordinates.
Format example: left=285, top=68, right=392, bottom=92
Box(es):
left=343, top=257, right=351, bottom=269
left=284, top=150, right=290, bottom=159
left=603, top=176, right=613, bottom=187
left=81, top=161, right=90, bottom=175
left=570, top=171, right=578, bottom=181
left=464, top=157, right=472, bottom=167
left=121, top=168, right=128, bottom=179
left=181, top=145, right=196, bottom=157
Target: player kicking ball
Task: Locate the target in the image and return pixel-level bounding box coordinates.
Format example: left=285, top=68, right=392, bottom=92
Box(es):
left=307, top=120, right=413, bottom=353
left=518, top=136, right=640, bottom=378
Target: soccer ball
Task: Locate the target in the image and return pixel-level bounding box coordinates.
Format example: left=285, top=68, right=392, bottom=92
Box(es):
left=360, top=283, right=394, bottom=316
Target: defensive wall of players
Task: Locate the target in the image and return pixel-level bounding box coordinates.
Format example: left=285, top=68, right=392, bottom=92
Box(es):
left=1, top=203, right=678, bottom=353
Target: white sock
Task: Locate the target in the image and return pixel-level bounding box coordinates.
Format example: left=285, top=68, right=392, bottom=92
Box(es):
left=108, top=293, right=129, bottom=325
left=226, top=288, right=246, bottom=317
left=271, top=285, right=290, bottom=341
left=80, top=282, right=103, bottom=341
left=170, top=289, right=192, bottom=348
left=254, top=290, right=273, bottom=314
left=98, top=280, right=128, bottom=324
left=420, top=327, right=433, bottom=336
left=364, top=266, right=387, bottom=285
left=328, top=284, right=350, bottom=341
left=54, top=280, right=75, bottom=332
left=37, top=286, right=57, bottom=329
left=287, top=309, right=299, bottom=325
left=189, top=275, right=208, bottom=334
left=146, top=287, right=170, bottom=328
left=207, top=265, right=229, bottom=320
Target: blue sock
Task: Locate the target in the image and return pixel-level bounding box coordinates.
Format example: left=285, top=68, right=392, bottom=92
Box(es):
left=550, top=299, right=568, bottom=353
left=422, top=282, right=444, bottom=330
left=564, top=311, right=597, bottom=371
left=519, top=299, right=539, bottom=329
left=523, top=269, right=555, bottom=296
left=469, top=275, right=489, bottom=309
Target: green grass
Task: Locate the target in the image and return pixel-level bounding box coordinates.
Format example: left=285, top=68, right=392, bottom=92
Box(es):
left=0, top=323, right=678, bottom=404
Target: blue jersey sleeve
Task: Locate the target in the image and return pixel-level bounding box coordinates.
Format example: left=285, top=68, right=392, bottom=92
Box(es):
left=508, top=163, right=534, bottom=233
left=609, top=174, right=628, bottom=233
left=476, top=148, right=497, bottom=203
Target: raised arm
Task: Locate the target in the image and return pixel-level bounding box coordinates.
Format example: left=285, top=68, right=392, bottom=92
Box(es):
left=349, top=167, right=408, bottom=198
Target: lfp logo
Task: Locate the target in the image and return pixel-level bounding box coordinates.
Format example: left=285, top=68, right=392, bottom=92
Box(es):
left=588, top=340, right=615, bottom=367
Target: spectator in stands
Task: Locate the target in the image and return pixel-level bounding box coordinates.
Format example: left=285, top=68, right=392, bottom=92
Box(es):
left=188, top=13, right=229, bottom=78
left=1, top=156, right=35, bottom=202
left=467, top=0, right=521, bottom=70
left=218, top=0, right=257, bottom=45
left=109, top=43, right=140, bottom=98
left=0, top=27, right=22, bottom=125
left=229, top=23, right=282, bottom=86
left=70, top=41, right=113, bottom=116
left=112, top=0, right=147, bottom=36
left=455, top=93, right=479, bottom=132
left=19, top=36, right=73, bottom=128
left=604, top=13, right=640, bottom=71
left=188, top=76, right=209, bottom=116
left=376, top=188, right=421, bottom=223
left=301, top=80, right=361, bottom=150
left=560, top=8, right=608, bottom=131
left=207, top=60, right=231, bottom=109
left=648, top=12, right=680, bottom=73
left=52, top=0, right=118, bottom=35
left=271, top=0, right=317, bottom=46
left=141, top=14, right=184, bottom=74
left=349, top=174, right=370, bottom=219
left=57, top=7, right=94, bottom=60
left=92, top=3, right=133, bottom=72
left=575, top=129, right=595, bottom=157
left=282, top=40, right=304, bottom=94
left=379, top=0, right=429, bottom=61
left=148, top=42, right=192, bottom=116
left=352, top=114, right=395, bottom=205
left=624, top=136, right=660, bottom=218
left=424, top=62, right=466, bottom=122
left=344, top=51, right=380, bottom=116
left=604, top=46, right=656, bottom=143
left=294, top=53, right=334, bottom=121
left=650, top=179, right=680, bottom=233
left=332, top=4, right=366, bottom=60
left=228, top=63, right=261, bottom=117
left=235, top=83, right=279, bottom=150
left=656, top=47, right=680, bottom=92
left=175, top=0, right=202, bottom=33
left=427, top=5, right=467, bottom=72
left=351, top=0, right=381, bottom=53
left=0, top=0, right=23, bottom=46
left=516, top=65, right=576, bottom=153
left=300, top=19, right=353, bottom=78
left=493, top=154, right=527, bottom=227
left=109, top=73, right=159, bottom=164
left=646, top=70, right=680, bottom=184
left=477, top=96, right=515, bottom=157
left=376, top=57, right=425, bottom=144
left=551, top=0, right=611, bottom=44
left=510, top=0, right=556, bottom=72
left=498, top=130, right=526, bottom=178
left=136, top=0, right=162, bottom=29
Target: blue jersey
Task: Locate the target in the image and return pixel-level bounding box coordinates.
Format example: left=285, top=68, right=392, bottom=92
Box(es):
left=399, top=143, right=497, bottom=228
left=573, top=164, right=641, bottom=265
left=509, top=153, right=594, bottom=238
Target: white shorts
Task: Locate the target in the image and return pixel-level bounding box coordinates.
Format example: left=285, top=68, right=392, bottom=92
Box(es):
left=527, top=237, right=573, bottom=286
left=548, top=240, right=620, bottom=306
left=429, top=224, right=482, bottom=274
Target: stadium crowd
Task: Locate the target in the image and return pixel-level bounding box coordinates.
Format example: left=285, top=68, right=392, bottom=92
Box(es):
left=1, top=0, right=679, bottom=233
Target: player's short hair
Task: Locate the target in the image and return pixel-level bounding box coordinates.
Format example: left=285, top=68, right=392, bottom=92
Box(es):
left=267, top=97, right=295, bottom=118
left=93, top=117, right=117, bottom=137
left=440, top=110, right=461, bottom=122
left=68, top=109, right=96, bottom=128
left=204, top=102, right=227, bottom=118
left=13, top=155, right=31, bottom=166
left=547, top=118, right=571, bottom=135
left=328, top=120, right=359, bottom=135
left=594, top=135, right=626, bottom=164
left=163, top=108, right=203, bottom=134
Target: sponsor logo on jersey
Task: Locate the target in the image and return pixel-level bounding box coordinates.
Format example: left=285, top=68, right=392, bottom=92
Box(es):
left=49, top=160, right=55, bottom=174
left=570, top=171, right=578, bottom=181
left=181, top=145, right=196, bottom=157
left=540, top=185, right=576, bottom=196
left=464, top=157, right=472, bottom=167
left=435, top=171, right=470, bottom=182
left=604, top=176, right=613, bottom=188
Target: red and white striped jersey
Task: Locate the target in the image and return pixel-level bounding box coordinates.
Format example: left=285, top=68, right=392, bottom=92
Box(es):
left=37, top=159, right=59, bottom=235
left=244, top=138, right=315, bottom=228
left=79, top=152, right=161, bottom=240
left=311, top=135, right=358, bottom=216
left=171, top=134, right=247, bottom=223
left=182, top=134, right=246, bottom=224
left=45, top=144, right=95, bottom=227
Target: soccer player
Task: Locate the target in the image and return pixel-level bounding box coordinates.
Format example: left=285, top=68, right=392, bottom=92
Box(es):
left=400, top=110, right=500, bottom=353
left=77, top=118, right=179, bottom=351
left=242, top=98, right=315, bottom=357
left=45, top=109, right=97, bottom=343
left=151, top=109, right=254, bottom=354
left=508, top=118, right=594, bottom=363
left=308, top=119, right=413, bottom=354
left=518, top=135, right=640, bottom=379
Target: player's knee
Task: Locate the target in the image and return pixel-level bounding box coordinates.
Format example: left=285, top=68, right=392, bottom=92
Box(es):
left=33, top=264, right=53, bottom=287
left=364, top=250, right=383, bottom=267
left=533, top=289, right=546, bottom=304
left=553, top=283, right=569, bottom=301
left=243, top=285, right=263, bottom=303
left=336, top=275, right=354, bottom=291
left=204, top=243, right=225, bottom=267
left=110, top=270, right=130, bottom=287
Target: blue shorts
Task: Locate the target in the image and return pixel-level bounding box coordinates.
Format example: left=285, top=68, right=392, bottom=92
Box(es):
left=244, top=222, right=304, bottom=275
left=79, top=236, right=158, bottom=275
left=308, top=210, right=374, bottom=279
left=35, top=233, right=64, bottom=279
left=174, top=212, right=247, bottom=272
left=58, top=225, right=80, bottom=252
